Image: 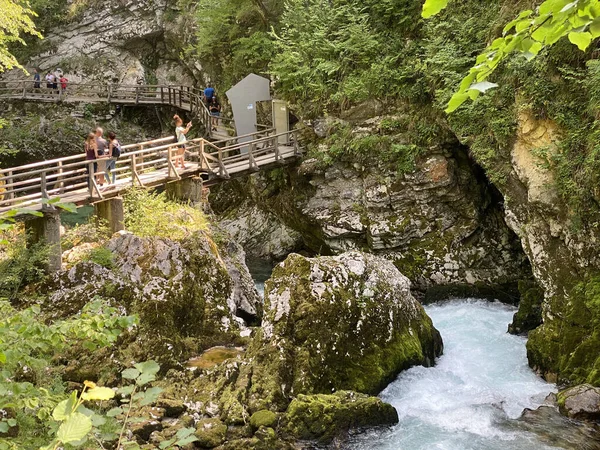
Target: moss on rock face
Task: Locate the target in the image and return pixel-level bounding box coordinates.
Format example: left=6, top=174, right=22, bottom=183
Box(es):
left=45, top=230, right=259, bottom=376
left=195, top=418, right=228, bottom=448
left=508, top=280, right=544, bottom=335
left=527, top=276, right=600, bottom=386
left=284, top=391, right=398, bottom=443
left=249, top=410, right=277, bottom=430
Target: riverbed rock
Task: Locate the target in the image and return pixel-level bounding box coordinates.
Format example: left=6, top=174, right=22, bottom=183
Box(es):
left=284, top=391, right=399, bottom=443
left=45, top=230, right=260, bottom=374
left=508, top=280, right=544, bottom=334
left=162, top=251, right=439, bottom=437
left=557, top=385, right=600, bottom=421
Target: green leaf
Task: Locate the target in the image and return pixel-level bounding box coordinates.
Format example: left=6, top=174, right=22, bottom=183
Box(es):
left=81, top=386, right=115, bottom=401
left=118, top=385, right=135, bottom=396
left=176, top=435, right=199, bottom=445
left=568, top=31, right=593, bottom=50
left=422, top=0, right=449, bottom=18
left=134, top=360, right=160, bottom=376
left=135, top=372, right=156, bottom=386
left=106, top=407, right=123, bottom=417
left=175, top=427, right=195, bottom=439
left=591, top=18, right=600, bottom=38
left=0, top=422, right=8, bottom=433
left=0, top=353, right=6, bottom=364
left=121, top=368, right=140, bottom=380
left=56, top=412, right=92, bottom=444
left=139, top=386, right=163, bottom=406
left=6, top=419, right=16, bottom=427
left=159, top=439, right=176, bottom=449
left=445, top=93, right=470, bottom=113
left=53, top=392, right=77, bottom=421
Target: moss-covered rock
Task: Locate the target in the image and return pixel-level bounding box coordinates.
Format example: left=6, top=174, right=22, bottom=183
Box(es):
left=527, top=276, right=600, bottom=386
left=284, top=391, right=398, bottom=443
left=44, top=230, right=260, bottom=377
left=254, top=252, right=443, bottom=399
left=195, top=418, right=228, bottom=448
left=508, top=280, right=544, bottom=334
left=249, top=410, right=277, bottom=430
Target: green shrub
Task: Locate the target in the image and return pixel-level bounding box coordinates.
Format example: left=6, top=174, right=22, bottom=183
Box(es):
left=0, top=238, right=49, bottom=300
left=85, top=247, right=115, bottom=269
left=123, top=188, right=208, bottom=240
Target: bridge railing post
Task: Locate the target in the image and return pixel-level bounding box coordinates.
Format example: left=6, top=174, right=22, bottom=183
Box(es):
left=161, top=86, right=164, bottom=104
left=88, top=162, right=95, bottom=197
left=6, top=171, right=14, bottom=201
left=274, top=135, right=281, bottom=162
left=135, top=86, right=140, bottom=104
left=168, top=88, right=172, bottom=106
left=56, top=161, right=65, bottom=193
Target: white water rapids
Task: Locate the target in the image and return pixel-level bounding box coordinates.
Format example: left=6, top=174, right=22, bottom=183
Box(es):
left=348, top=299, right=559, bottom=450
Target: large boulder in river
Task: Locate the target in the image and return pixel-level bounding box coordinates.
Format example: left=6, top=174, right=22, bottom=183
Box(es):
left=45, top=230, right=261, bottom=376
left=257, top=252, right=443, bottom=397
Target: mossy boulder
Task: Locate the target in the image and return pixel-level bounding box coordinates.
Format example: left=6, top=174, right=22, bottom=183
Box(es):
left=254, top=252, right=443, bottom=399
left=527, top=276, right=600, bottom=386
left=44, top=230, right=260, bottom=376
left=250, top=410, right=277, bottom=430
left=557, top=384, right=600, bottom=421
left=195, top=418, right=228, bottom=448
left=284, top=391, right=398, bottom=443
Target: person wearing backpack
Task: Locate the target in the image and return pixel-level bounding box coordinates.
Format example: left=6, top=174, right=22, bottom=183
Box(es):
left=107, top=131, right=121, bottom=185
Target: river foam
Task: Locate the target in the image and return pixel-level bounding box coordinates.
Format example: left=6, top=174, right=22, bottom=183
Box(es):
left=348, top=299, right=558, bottom=450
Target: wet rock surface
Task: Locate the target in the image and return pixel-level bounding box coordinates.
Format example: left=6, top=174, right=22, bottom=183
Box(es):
left=558, top=385, right=600, bottom=422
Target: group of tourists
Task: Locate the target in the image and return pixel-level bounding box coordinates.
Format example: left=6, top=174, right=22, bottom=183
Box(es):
left=203, top=84, right=221, bottom=131
left=33, top=68, right=68, bottom=93
left=80, top=82, right=224, bottom=186
left=84, top=127, right=121, bottom=189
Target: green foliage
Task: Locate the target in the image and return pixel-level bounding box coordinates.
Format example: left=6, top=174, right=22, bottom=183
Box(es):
left=0, top=238, right=49, bottom=300
left=186, top=0, right=281, bottom=92
left=42, top=361, right=193, bottom=450
left=83, top=247, right=115, bottom=269
left=0, top=299, right=137, bottom=448
left=0, top=0, right=42, bottom=72
left=423, top=0, right=600, bottom=112
left=270, top=0, right=423, bottom=117
left=123, top=188, right=207, bottom=240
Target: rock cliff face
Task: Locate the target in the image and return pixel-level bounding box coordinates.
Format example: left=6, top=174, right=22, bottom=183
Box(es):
left=498, top=112, right=600, bottom=385
left=9, top=0, right=194, bottom=85
left=213, top=116, right=531, bottom=297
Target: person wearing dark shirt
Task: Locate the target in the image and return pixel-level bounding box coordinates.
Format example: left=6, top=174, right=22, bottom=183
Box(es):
left=209, top=97, right=221, bottom=131
left=33, top=69, right=40, bottom=89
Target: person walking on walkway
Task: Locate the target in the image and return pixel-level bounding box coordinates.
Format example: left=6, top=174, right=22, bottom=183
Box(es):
left=45, top=72, right=54, bottom=90
left=174, top=115, right=191, bottom=170
left=85, top=132, right=97, bottom=190
left=33, top=69, right=40, bottom=90
left=203, top=84, right=215, bottom=104
left=106, top=131, right=121, bottom=185
left=59, top=75, right=68, bottom=94
left=209, top=96, right=221, bottom=131
left=94, top=127, right=110, bottom=186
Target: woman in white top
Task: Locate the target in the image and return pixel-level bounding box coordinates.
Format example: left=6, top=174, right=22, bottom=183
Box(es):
left=174, top=114, right=192, bottom=169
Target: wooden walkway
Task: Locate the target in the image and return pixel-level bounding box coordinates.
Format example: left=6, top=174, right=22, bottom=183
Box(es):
left=0, top=80, right=234, bottom=140
left=0, top=81, right=303, bottom=216
left=0, top=126, right=301, bottom=216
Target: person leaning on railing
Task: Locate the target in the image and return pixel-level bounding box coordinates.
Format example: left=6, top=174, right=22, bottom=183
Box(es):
left=174, top=115, right=192, bottom=170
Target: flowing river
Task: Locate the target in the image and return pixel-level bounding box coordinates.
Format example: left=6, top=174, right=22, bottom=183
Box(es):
left=347, top=299, right=561, bottom=450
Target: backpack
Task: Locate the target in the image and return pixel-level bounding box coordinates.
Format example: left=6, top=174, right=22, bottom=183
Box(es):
left=112, top=140, right=122, bottom=158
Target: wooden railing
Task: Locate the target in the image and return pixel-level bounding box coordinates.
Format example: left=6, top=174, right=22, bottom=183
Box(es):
left=0, top=80, right=236, bottom=137
left=0, top=129, right=302, bottom=214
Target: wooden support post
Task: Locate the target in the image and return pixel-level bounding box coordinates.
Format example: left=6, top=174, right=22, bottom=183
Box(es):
left=135, top=86, right=140, bottom=104
left=167, top=147, right=180, bottom=180
left=199, top=140, right=206, bottom=170
left=169, top=88, right=172, bottom=105
left=40, top=170, right=50, bottom=209
left=274, top=136, right=281, bottom=162
left=56, top=161, right=65, bottom=193
left=161, top=86, right=164, bottom=103
left=248, top=143, right=258, bottom=172
left=94, top=197, right=125, bottom=234
left=130, top=154, right=144, bottom=186
left=166, top=177, right=204, bottom=206
left=25, top=211, right=62, bottom=273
